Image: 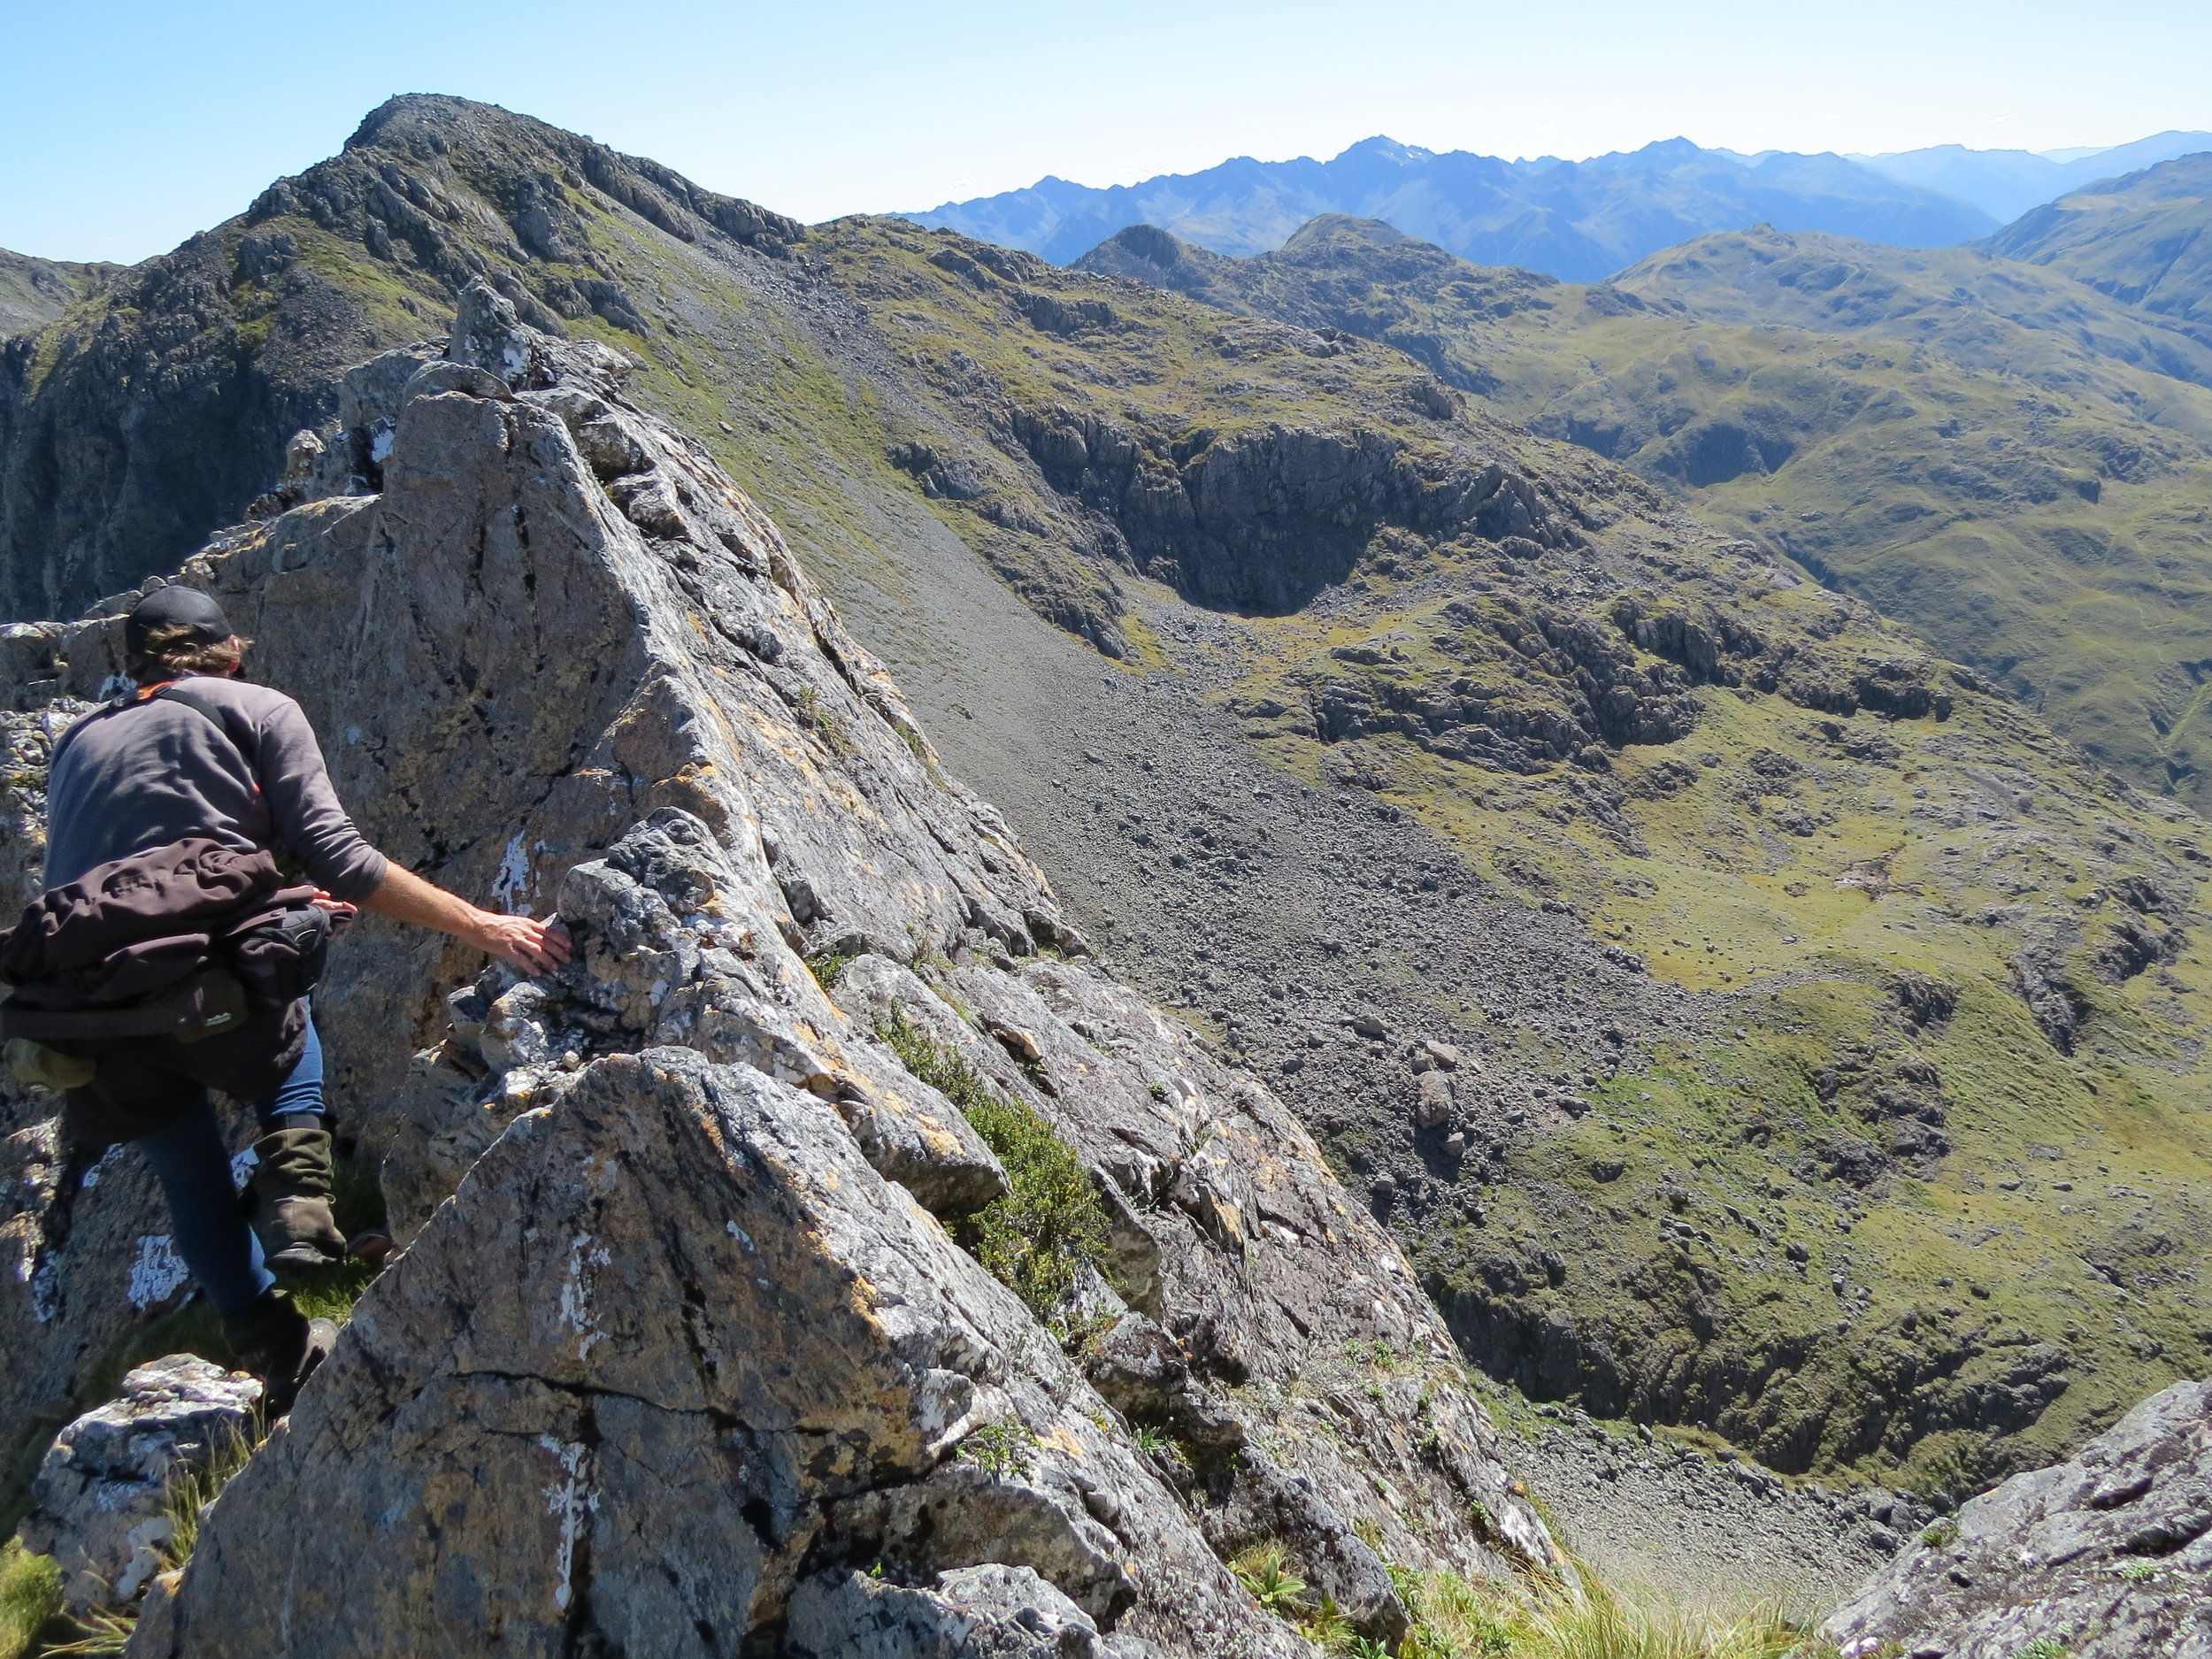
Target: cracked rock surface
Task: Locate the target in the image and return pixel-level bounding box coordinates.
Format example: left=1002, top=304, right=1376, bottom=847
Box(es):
left=1823, top=1378, right=2212, bottom=1659
left=129, top=805, right=1546, bottom=1655
left=0, top=279, right=1069, bottom=1440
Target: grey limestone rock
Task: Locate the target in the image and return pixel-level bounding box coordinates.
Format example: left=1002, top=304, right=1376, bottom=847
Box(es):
left=1824, top=1379, right=2212, bottom=1659
left=16, top=1355, right=259, bottom=1616
left=0, top=295, right=1065, bottom=1440
left=128, top=1042, right=1306, bottom=1658
left=785, top=1563, right=1110, bottom=1659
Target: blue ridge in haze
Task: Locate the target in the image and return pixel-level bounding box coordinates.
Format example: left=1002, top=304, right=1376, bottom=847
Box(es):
left=910, top=132, right=2212, bottom=284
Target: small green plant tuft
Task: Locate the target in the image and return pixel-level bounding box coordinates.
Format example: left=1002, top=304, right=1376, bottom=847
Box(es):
left=877, top=1010, right=1112, bottom=1315
left=1230, top=1542, right=1312, bottom=1617
left=2014, top=1640, right=2069, bottom=1659
left=2116, top=1558, right=2158, bottom=1584
left=789, top=684, right=856, bottom=758
left=1345, top=1338, right=1402, bottom=1371
left=1920, top=1519, right=1960, bottom=1549
left=958, top=1422, right=1036, bottom=1480
left=803, top=945, right=861, bottom=989
left=1131, top=1422, right=1186, bottom=1463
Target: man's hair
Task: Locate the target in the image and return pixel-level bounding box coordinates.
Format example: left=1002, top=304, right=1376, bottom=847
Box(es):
left=129, top=622, right=250, bottom=683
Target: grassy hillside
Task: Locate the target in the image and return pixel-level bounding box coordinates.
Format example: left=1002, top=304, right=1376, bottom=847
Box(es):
left=1, top=96, right=2205, bottom=1492
left=1079, top=217, right=2212, bottom=811
left=1985, top=151, right=2212, bottom=334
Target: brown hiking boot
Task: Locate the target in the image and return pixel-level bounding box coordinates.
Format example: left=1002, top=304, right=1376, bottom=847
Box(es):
left=220, top=1288, right=338, bottom=1416
left=249, top=1124, right=349, bottom=1271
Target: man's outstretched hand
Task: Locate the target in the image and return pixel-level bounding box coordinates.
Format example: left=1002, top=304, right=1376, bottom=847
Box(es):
left=472, top=911, right=572, bottom=976
left=362, top=864, right=575, bottom=976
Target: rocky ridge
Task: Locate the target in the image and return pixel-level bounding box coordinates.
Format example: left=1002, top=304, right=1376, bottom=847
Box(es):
left=0, top=96, right=2205, bottom=1502
left=0, top=250, right=112, bottom=340
left=4, top=290, right=1555, bottom=1654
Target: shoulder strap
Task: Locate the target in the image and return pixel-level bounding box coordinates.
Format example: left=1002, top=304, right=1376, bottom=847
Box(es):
left=152, top=682, right=262, bottom=782
left=48, top=681, right=262, bottom=788
left=46, top=692, right=137, bottom=774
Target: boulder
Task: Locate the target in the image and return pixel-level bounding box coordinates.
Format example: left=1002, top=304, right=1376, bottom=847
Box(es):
left=786, top=1563, right=1136, bottom=1658
left=1413, top=1070, right=1455, bottom=1130
left=1824, top=1379, right=2212, bottom=1659
left=15, top=1355, right=259, bottom=1616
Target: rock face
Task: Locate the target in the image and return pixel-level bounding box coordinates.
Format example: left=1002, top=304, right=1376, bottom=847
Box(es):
left=0, top=275, right=1069, bottom=1444
left=133, top=799, right=1551, bottom=1655
left=0, top=297, right=1553, bottom=1651
left=15, top=1356, right=259, bottom=1617
left=1824, top=1379, right=2212, bottom=1659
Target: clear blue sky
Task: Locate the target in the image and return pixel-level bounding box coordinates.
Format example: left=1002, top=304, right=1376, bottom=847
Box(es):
left=5, top=0, right=2208, bottom=264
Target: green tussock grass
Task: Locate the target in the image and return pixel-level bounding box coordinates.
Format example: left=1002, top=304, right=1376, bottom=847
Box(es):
left=875, top=1010, right=1112, bottom=1315
left=1390, top=1568, right=1814, bottom=1659
left=0, top=1542, right=63, bottom=1659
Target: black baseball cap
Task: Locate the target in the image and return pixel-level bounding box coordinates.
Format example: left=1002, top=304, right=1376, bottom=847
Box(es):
left=125, top=585, right=234, bottom=658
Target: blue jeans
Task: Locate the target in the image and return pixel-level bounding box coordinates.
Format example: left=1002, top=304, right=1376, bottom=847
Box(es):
left=134, top=1012, right=326, bottom=1315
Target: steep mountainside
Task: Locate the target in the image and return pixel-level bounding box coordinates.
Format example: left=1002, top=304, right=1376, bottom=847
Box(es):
left=1854, top=132, right=2212, bottom=224
left=0, top=250, right=112, bottom=338
left=1986, top=151, right=2212, bottom=335
left=7, top=290, right=1562, bottom=1657
left=0, top=101, right=803, bottom=621
left=909, top=136, right=1996, bottom=278
left=1079, top=217, right=2212, bottom=810
left=1615, top=224, right=2212, bottom=391
left=0, top=97, right=2206, bottom=1501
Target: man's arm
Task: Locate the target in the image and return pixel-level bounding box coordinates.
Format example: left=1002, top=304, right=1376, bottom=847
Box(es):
left=360, top=864, right=572, bottom=975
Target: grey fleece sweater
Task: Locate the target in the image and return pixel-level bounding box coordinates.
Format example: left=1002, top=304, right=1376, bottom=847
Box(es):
left=42, top=676, right=389, bottom=902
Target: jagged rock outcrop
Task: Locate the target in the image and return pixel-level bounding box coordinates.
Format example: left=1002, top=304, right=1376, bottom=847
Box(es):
left=0, top=296, right=1554, bottom=1653
left=1824, top=1379, right=2212, bottom=1658
left=0, top=277, right=1063, bottom=1447
left=135, top=803, right=1548, bottom=1654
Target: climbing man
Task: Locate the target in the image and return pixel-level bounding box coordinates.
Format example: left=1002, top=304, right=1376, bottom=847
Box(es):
left=26, top=582, right=569, bottom=1405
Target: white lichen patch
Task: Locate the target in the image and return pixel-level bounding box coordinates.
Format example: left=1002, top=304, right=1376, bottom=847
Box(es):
left=557, top=1231, right=613, bottom=1358
left=127, top=1235, right=191, bottom=1310
left=536, top=1434, right=599, bottom=1612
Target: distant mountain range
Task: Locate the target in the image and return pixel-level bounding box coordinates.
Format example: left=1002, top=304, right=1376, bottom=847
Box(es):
left=1071, top=155, right=2212, bottom=804
left=1853, top=130, right=2212, bottom=223
left=910, top=131, right=2212, bottom=284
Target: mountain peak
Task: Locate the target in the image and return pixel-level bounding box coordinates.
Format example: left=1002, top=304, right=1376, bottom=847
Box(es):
left=1334, top=135, right=1432, bottom=165
left=1280, top=213, right=1423, bottom=252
